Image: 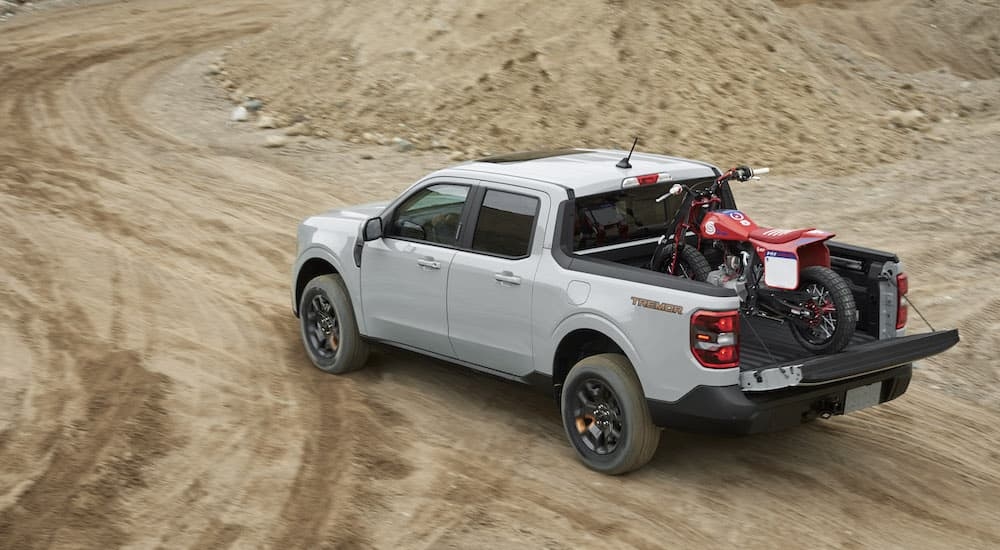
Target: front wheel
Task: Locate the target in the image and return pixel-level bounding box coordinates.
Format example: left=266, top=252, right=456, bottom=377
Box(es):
left=299, top=274, right=370, bottom=373
left=650, top=243, right=711, bottom=281
left=561, top=353, right=660, bottom=475
left=789, top=266, right=857, bottom=354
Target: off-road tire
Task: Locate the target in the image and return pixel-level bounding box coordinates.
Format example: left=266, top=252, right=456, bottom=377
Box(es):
left=299, top=274, right=370, bottom=373
left=651, top=243, right=712, bottom=282
left=560, top=353, right=661, bottom=475
left=789, top=266, right=857, bottom=354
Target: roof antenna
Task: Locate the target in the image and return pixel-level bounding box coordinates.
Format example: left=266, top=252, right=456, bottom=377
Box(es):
left=616, top=137, right=638, bottom=169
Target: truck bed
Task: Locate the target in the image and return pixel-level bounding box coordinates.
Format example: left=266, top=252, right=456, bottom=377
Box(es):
left=740, top=317, right=875, bottom=371
left=563, top=195, right=957, bottom=401
left=580, top=238, right=896, bottom=376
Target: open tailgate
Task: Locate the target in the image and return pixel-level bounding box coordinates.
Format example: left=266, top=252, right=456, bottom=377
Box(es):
left=740, top=329, right=960, bottom=392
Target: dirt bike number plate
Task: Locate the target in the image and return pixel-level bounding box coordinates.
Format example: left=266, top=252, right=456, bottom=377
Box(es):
left=763, top=250, right=798, bottom=289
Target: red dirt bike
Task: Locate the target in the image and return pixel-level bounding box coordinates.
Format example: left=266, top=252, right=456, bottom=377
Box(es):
left=649, top=166, right=857, bottom=354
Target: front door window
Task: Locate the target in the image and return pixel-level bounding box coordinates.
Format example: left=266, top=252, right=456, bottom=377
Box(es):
left=388, top=184, right=469, bottom=246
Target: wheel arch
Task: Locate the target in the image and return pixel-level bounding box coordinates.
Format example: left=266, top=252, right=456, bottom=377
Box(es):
left=549, top=314, right=643, bottom=400
left=293, top=247, right=343, bottom=317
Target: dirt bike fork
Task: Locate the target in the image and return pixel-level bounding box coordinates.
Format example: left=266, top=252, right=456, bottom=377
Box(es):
left=648, top=239, right=668, bottom=270
left=649, top=234, right=686, bottom=274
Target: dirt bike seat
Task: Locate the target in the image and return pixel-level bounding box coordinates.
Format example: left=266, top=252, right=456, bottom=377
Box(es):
left=750, top=227, right=814, bottom=244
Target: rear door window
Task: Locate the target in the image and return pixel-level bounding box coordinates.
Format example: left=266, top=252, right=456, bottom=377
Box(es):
left=470, top=190, right=539, bottom=258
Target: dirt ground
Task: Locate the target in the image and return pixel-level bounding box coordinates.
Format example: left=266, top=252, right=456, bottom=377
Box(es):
left=1, top=1, right=998, bottom=549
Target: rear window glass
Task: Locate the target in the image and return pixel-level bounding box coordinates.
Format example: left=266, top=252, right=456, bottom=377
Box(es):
left=573, top=178, right=713, bottom=251
left=471, top=190, right=539, bottom=257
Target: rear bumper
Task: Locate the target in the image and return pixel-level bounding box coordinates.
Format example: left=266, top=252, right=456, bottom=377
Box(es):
left=647, top=364, right=912, bottom=435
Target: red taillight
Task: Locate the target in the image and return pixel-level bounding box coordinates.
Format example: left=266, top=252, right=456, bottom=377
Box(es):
left=896, top=273, right=908, bottom=330
left=690, top=310, right=740, bottom=369
left=714, top=314, right=735, bottom=333
left=896, top=273, right=908, bottom=296
left=636, top=173, right=659, bottom=185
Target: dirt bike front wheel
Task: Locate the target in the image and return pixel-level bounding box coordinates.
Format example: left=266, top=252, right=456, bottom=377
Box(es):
left=650, top=243, right=711, bottom=282
left=789, top=266, right=857, bottom=354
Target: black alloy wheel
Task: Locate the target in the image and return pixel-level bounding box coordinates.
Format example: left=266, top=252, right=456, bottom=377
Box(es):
left=560, top=353, right=660, bottom=474
left=572, top=378, right=625, bottom=455
left=304, top=291, right=340, bottom=360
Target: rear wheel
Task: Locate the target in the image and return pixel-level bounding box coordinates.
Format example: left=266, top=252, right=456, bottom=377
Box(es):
left=651, top=243, right=711, bottom=281
left=560, top=353, right=660, bottom=475
left=789, top=266, right=857, bottom=354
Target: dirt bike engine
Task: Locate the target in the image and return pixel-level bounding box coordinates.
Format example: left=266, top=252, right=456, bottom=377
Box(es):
left=706, top=251, right=750, bottom=300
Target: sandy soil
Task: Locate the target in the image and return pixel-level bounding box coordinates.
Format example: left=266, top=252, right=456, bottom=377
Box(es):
left=221, top=0, right=999, bottom=173
left=0, top=1, right=998, bottom=549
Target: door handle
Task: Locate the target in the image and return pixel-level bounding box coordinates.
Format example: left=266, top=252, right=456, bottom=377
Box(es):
left=494, top=272, right=522, bottom=285
left=417, top=258, right=441, bottom=270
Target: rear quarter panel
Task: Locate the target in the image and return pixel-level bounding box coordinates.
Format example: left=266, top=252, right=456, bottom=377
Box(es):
left=532, top=255, right=743, bottom=402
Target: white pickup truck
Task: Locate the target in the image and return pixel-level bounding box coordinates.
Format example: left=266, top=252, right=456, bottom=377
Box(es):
left=291, top=148, right=959, bottom=474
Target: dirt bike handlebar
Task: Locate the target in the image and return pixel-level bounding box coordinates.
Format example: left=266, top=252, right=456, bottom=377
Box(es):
left=654, top=166, right=770, bottom=203
left=725, top=166, right=770, bottom=183
left=655, top=184, right=684, bottom=203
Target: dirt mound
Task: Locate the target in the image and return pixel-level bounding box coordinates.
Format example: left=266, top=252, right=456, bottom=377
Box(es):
left=778, top=0, right=1000, bottom=80
left=220, top=0, right=997, bottom=173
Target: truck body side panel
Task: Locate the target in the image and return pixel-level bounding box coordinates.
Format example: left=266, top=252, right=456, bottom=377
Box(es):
left=532, top=251, right=743, bottom=402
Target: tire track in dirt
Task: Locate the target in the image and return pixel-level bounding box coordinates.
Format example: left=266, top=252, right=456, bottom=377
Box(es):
left=0, top=259, right=171, bottom=548
left=2, top=1, right=999, bottom=549
left=268, top=364, right=418, bottom=549
left=0, top=2, right=312, bottom=548
left=0, top=349, right=170, bottom=549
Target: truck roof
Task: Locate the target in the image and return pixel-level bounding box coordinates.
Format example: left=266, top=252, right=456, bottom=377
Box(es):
left=443, top=148, right=720, bottom=197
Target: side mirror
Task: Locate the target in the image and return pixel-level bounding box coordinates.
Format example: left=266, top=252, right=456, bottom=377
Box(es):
left=362, top=217, right=383, bottom=241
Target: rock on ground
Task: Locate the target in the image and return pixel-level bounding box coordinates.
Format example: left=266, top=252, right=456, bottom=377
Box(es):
left=263, top=135, right=288, bottom=147
left=230, top=106, right=249, bottom=122
left=285, top=122, right=309, bottom=136
left=393, top=137, right=414, bottom=152
left=256, top=115, right=278, bottom=129
left=887, top=109, right=928, bottom=130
